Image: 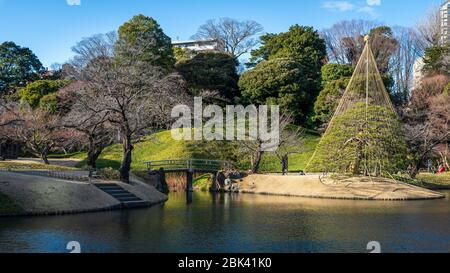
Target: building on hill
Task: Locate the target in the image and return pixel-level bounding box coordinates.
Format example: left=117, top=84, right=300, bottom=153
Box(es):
left=172, top=39, right=220, bottom=52
left=412, top=57, right=424, bottom=90
left=413, top=1, right=450, bottom=89
left=441, top=1, right=450, bottom=45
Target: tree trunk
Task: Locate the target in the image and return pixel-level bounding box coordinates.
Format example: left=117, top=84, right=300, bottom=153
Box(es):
left=87, top=137, right=103, bottom=169
left=409, top=162, right=419, bottom=178
left=410, top=152, right=430, bottom=178
left=251, top=150, right=264, bottom=174
left=157, top=168, right=169, bottom=194
left=41, top=153, right=50, bottom=165
left=281, top=155, right=288, bottom=175
left=87, top=149, right=103, bottom=169
left=351, top=141, right=363, bottom=175
left=119, top=133, right=133, bottom=183
left=442, top=144, right=449, bottom=170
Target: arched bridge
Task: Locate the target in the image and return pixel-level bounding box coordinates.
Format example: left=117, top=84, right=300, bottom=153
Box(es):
left=145, top=159, right=234, bottom=191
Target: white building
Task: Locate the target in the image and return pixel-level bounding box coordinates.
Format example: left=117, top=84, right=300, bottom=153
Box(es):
left=413, top=1, right=450, bottom=89
left=412, top=57, right=425, bottom=90
left=172, top=39, right=220, bottom=52
left=441, top=0, right=450, bottom=44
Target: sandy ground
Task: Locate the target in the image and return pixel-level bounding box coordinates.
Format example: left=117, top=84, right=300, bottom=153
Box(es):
left=0, top=171, right=167, bottom=216
left=239, top=174, right=445, bottom=201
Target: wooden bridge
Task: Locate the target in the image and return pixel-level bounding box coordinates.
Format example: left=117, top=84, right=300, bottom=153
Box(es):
left=145, top=159, right=234, bottom=192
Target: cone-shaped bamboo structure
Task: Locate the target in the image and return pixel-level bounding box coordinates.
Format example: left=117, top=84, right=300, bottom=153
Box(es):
left=306, top=37, right=408, bottom=175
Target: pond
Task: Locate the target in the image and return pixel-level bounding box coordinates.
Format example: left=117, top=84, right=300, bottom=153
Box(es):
left=0, top=191, right=449, bottom=253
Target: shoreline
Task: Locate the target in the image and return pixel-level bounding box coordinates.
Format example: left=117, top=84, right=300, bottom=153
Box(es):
left=237, top=174, right=445, bottom=201
left=239, top=190, right=445, bottom=201
left=0, top=171, right=167, bottom=217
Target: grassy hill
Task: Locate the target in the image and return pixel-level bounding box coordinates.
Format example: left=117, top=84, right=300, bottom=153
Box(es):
left=77, top=129, right=320, bottom=173
left=259, top=133, right=320, bottom=172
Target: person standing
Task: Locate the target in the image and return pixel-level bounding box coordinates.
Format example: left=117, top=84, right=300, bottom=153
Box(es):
left=427, top=159, right=433, bottom=173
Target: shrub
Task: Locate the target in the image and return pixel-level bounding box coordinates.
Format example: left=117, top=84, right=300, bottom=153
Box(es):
left=444, top=82, right=450, bottom=96
left=18, top=80, right=67, bottom=108
left=307, top=103, right=408, bottom=174
left=98, top=167, right=120, bottom=180
left=39, top=93, right=58, bottom=113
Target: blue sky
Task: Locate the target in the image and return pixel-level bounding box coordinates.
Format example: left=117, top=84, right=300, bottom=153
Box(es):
left=0, top=0, right=443, bottom=67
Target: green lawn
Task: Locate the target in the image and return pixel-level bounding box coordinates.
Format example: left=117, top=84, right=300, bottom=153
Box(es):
left=0, top=192, right=23, bottom=215
left=193, top=174, right=213, bottom=191
left=394, top=172, right=450, bottom=190
left=259, top=133, right=321, bottom=172
left=416, top=173, right=450, bottom=189
left=78, top=129, right=320, bottom=173
left=81, top=130, right=193, bottom=171
left=0, top=161, right=76, bottom=171
left=48, top=151, right=87, bottom=159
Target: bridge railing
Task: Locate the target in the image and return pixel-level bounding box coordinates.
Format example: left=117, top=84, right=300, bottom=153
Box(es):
left=145, top=159, right=233, bottom=172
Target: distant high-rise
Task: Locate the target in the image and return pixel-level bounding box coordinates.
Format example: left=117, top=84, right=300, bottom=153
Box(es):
left=441, top=0, right=450, bottom=44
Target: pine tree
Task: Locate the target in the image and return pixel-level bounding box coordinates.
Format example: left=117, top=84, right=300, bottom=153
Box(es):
left=306, top=37, right=408, bottom=175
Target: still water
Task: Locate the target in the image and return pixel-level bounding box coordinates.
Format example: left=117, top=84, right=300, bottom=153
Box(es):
left=1, top=191, right=449, bottom=253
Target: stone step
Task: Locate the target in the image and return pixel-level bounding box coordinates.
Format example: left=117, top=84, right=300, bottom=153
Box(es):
left=102, top=189, right=129, bottom=194
left=95, top=185, right=118, bottom=189
left=94, top=183, right=147, bottom=207
left=116, top=196, right=142, bottom=202
left=110, top=193, right=136, bottom=198
left=121, top=200, right=151, bottom=208
left=96, top=183, right=118, bottom=187
left=96, top=186, right=124, bottom=191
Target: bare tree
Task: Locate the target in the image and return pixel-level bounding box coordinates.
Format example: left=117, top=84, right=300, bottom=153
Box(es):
left=402, top=75, right=450, bottom=177
left=78, top=35, right=188, bottom=182
left=0, top=102, right=21, bottom=156
left=0, top=101, right=22, bottom=127
left=416, top=4, right=442, bottom=53
left=321, top=20, right=380, bottom=64
left=193, top=18, right=264, bottom=58
left=238, top=114, right=302, bottom=174
left=433, top=143, right=449, bottom=171
left=239, top=138, right=265, bottom=174
left=63, top=83, right=115, bottom=169
left=321, top=20, right=399, bottom=75
left=70, top=32, right=117, bottom=69
left=390, top=27, right=422, bottom=105
left=273, top=115, right=304, bottom=175
left=12, top=106, right=66, bottom=164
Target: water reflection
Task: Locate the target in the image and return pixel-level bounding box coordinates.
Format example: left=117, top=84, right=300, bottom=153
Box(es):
left=0, top=191, right=449, bottom=253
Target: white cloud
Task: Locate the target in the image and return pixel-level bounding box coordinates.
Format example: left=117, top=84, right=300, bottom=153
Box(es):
left=322, top=1, right=355, bottom=12
left=66, top=0, right=81, bottom=6
left=358, top=6, right=378, bottom=17
left=366, top=0, right=381, bottom=6
left=321, top=1, right=380, bottom=18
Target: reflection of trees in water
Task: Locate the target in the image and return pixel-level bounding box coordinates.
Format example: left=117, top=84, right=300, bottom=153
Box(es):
left=1, top=191, right=450, bottom=252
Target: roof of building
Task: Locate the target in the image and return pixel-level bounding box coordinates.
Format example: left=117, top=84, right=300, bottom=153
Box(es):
left=172, top=38, right=217, bottom=45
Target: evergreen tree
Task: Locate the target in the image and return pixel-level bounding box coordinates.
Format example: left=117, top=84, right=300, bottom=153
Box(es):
left=307, top=38, right=408, bottom=175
